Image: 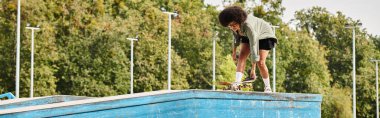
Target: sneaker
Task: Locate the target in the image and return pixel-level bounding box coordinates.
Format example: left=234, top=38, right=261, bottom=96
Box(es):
left=264, top=86, right=272, bottom=93
left=231, top=82, right=241, bottom=91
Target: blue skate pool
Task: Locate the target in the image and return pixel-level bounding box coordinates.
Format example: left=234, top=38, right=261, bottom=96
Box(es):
left=0, top=90, right=322, bottom=118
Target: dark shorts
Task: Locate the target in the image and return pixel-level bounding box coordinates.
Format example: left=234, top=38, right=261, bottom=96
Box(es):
left=241, top=36, right=277, bottom=50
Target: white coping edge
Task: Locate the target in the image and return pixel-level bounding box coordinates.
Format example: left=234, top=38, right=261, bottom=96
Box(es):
left=0, top=96, right=51, bottom=105
left=0, top=95, right=81, bottom=106
left=0, top=90, right=185, bottom=114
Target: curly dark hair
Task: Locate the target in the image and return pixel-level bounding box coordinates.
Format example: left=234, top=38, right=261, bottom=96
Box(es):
left=218, top=6, right=247, bottom=27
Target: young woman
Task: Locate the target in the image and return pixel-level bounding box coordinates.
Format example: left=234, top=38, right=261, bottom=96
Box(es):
left=219, top=6, right=277, bottom=92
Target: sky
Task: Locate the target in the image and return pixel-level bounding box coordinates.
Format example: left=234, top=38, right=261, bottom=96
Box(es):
left=204, top=0, right=380, bottom=36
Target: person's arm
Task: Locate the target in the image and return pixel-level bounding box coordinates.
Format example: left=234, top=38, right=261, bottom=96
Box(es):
left=232, top=46, right=237, bottom=62
left=244, top=24, right=260, bottom=62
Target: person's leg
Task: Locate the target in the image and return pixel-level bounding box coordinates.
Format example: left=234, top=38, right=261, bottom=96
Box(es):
left=235, top=43, right=250, bottom=82
left=250, top=62, right=256, bottom=78
left=257, top=50, right=272, bottom=92
left=242, top=62, right=256, bottom=82
left=257, top=50, right=269, bottom=78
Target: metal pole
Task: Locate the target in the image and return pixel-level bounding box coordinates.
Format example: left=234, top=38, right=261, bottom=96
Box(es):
left=353, top=28, right=356, bottom=118
left=130, top=40, right=134, bottom=94
left=271, top=26, right=278, bottom=92
left=30, top=29, right=34, bottom=98
left=168, top=14, right=172, bottom=91
left=376, top=61, right=379, bottom=118
left=346, top=23, right=361, bottom=118
left=127, top=38, right=138, bottom=94
left=162, top=11, right=177, bottom=91
left=371, top=59, right=379, bottom=118
left=15, top=0, right=21, bottom=98
left=212, top=32, right=218, bottom=90
left=273, top=45, right=276, bottom=91
left=26, top=27, right=40, bottom=98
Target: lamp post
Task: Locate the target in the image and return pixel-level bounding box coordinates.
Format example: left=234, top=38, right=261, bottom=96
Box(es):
left=212, top=32, right=219, bottom=90
left=26, top=25, right=40, bottom=98
left=162, top=9, right=178, bottom=91
left=127, top=37, right=138, bottom=94
left=345, top=23, right=362, bottom=118
left=371, top=59, right=380, bottom=118
left=15, top=0, right=21, bottom=98
left=271, top=25, right=279, bottom=93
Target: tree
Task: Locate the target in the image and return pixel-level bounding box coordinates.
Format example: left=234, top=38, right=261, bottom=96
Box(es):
left=372, top=35, right=380, bottom=52
left=294, top=6, right=379, bottom=117
left=274, top=27, right=331, bottom=93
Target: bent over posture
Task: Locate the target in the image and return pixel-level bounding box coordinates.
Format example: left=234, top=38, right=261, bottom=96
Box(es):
left=218, top=6, right=278, bottom=92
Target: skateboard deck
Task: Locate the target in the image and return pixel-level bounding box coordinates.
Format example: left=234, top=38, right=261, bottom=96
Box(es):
left=218, top=81, right=253, bottom=91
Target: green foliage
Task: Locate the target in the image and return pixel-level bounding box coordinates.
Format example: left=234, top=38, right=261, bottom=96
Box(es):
left=372, top=35, right=380, bottom=51
left=322, top=87, right=352, bottom=118
left=294, top=6, right=379, bottom=117
left=274, top=27, right=331, bottom=93
left=0, top=1, right=379, bottom=117
left=216, top=55, right=236, bottom=90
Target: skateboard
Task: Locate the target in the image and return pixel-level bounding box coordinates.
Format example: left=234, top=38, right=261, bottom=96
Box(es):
left=218, top=81, right=253, bottom=91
